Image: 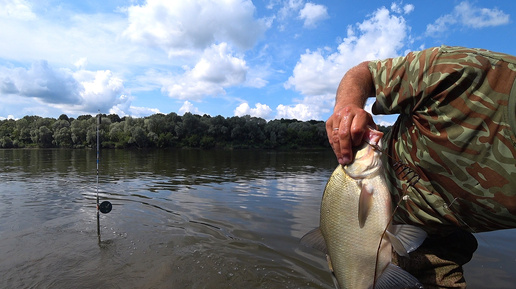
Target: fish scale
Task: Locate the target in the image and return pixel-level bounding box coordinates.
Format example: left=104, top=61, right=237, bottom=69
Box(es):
left=321, top=164, right=392, bottom=288
left=301, top=128, right=426, bottom=289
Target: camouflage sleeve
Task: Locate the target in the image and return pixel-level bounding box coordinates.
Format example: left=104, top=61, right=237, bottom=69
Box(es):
left=367, top=46, right=516, bottom=233
left=368, top=46, right=441, bottom=115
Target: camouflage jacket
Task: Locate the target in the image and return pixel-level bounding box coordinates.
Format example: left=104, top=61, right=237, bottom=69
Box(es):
left=369, top=46, right=516, bottom=234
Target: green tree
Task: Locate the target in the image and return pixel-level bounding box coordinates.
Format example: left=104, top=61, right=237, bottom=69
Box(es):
left=14, top=118, right=31, bottom=146
left=108, top=121, right=130, bottom=148
left=53, top=119, right=72, bottom=148
left=129, top=126, right=148, bottom=148
left=33, top=126, right=54, bottom=147
left=264, top=119, right=287, bottom=148
left=71, top=118, right=90, bottom=147
left=58, top=114, right=70, bottom=122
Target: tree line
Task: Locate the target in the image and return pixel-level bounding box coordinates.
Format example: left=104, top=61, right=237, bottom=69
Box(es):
left=0, top=112, right=391, bottom=150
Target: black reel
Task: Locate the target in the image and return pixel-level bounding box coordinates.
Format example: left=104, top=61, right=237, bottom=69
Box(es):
left=99, top=201, right=112, bottom=214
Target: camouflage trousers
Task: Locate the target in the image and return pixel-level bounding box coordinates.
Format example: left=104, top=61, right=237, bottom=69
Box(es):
left=393, top=230, right=478, bottom=289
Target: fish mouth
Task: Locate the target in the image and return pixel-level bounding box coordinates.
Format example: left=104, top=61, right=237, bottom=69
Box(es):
left=344, top=142, right=382, bottom=179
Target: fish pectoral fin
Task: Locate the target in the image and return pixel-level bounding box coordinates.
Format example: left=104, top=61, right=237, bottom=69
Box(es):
left=358, top=183, right=374, bottom=228
left=387, top=224, right=427, bottom=257
left=373, top=263, right=423, bottom=289
left=300, top=227, right=328, bottom=253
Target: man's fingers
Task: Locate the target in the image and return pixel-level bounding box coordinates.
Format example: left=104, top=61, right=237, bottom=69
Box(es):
left=349, top=110, right=372, bottom=147
left=326, top=106, right=376, bottom=165
left=337, top=109, right=354, bottom=164
left=326, top=112, right=345, bottom=162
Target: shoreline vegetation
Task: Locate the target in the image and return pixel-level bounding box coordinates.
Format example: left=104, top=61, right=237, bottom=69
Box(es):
left=0, top=112, right=391, bottom=150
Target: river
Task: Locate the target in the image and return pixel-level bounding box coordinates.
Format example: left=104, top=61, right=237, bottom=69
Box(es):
left=0, top=149, right=514, bottom=288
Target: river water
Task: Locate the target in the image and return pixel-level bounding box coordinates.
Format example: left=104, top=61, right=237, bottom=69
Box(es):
left=0, top=149, right=514, bottom=288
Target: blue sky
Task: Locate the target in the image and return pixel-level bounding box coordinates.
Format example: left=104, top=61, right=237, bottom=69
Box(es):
left=0, top=0, right=514, bottom=125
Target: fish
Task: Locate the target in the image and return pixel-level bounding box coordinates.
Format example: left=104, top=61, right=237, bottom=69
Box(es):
left=301, top=128, right=427, bottom=289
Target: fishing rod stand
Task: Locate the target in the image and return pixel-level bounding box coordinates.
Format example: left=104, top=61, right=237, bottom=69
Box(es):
left=96, top=110, right=113, bottom=243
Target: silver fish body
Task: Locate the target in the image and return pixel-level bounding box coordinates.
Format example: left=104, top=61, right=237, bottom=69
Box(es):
left=321, top=163, right=391, bottom=288
left=302, top=130, right=426, bottom=289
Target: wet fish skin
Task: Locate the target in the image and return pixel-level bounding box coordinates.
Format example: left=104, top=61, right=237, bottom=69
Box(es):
left=302, top=129, right=426, bottom=289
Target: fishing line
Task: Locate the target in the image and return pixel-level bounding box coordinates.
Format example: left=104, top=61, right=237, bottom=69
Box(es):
left=372, top=188, right=409, bottom=289
left=371, top=140, right=480, bottom=235
left=368, top=142, right=422, bottom=289
left=96, top=111, right=112, bottom=243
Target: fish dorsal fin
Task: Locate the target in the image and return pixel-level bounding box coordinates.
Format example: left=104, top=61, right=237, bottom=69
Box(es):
left=373, top=263, right=423, bottom=289
left=300, top=227, right=327, bottom=253
left=358, top=183, right=374, bottom=228
left=386, top=224, right=427, bottom=257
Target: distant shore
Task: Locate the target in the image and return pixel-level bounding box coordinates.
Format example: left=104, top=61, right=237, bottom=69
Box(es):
left=0, top=112, right=391, bottom=150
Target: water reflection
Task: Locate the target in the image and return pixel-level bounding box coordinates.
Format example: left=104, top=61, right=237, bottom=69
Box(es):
left=0, top=149, right=515, bottom=288
left=0, top=149, right=336, bottom=288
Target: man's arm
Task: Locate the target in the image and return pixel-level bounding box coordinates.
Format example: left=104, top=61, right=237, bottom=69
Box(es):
left=326, top=61, right=376, bottom=165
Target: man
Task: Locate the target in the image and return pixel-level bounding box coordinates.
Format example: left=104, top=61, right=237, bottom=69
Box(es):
left=326, top=45, right=516, bottom=288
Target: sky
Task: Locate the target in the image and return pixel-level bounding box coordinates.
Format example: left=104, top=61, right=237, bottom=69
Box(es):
left=0, top=0, right=514, bottom=125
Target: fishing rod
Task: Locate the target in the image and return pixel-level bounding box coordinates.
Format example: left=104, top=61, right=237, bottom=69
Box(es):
left=96, top=110, right=112, bottom=243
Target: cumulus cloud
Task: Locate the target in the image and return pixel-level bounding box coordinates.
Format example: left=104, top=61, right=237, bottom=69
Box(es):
left=0, top=60, right=133, bottom=116
left=426, top=1, right=509, bottom=36
left=390, top=3, right=414, bottom=15
left=276, top=103, right=317, bottom=121
left=73, top=69, right=128, bottom=113
left=286, top=6, right=409, bottom=95
left=125, top=106, right=161, bottom=117
left=275, top=0, right=328, bottom=29
left=277, top=0, right=304, bottom=21
left=0, top=114, right=15, bottom=120
left=234, top=102, right=273, bottom=119
left=179, top=100, right=201, bottom=115
left=161, top=43, right=248, bottom=100
left=298, top=3, right=328, bottom=28
left=0, top=60, right=81, bottom=104
left=282, top=6, right=410, bottom=120
left=124, top=0, right=268, bottom=55
left=0, top=0, right=36, bottom=20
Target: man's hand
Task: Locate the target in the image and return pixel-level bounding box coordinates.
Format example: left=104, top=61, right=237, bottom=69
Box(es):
left=326, top=105, right=376, bottom=165
left=326, top=61, right=376, bottom=165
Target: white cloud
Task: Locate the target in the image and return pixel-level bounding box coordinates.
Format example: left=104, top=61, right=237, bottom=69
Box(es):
left=73, top=69, right=129, bottom=113
left=0, top=7, right=140, bottom=72
left=179, top=101, right=201, bottom=115
left=274, top=93, right=333, bottom=121
left=244, top=63, right=270, bottom=88
left=403, top=4, right=415, bottom=14
left=0, top=0, right=36, bottom=20
left=161, top=43, right=248, bottom=100
left=286, top=6, right=409, bottom=96
left=426, top=15, right=455, bottom=36
left=298, top=3, right=328, bottom=28
left=74, top=57, right=88, bottom=70
left=0, top=115, right=15, bottom=120
left=278, top=0, right=304, bottom=21
left=234, top=102, right=273, bottom=119
left=0, top=60, right=81, bottom=104
left=284, top=49, right=341, bottom=96
left=123, top=0, right=268, bottom=56
left=426, top=1, right=509, bottom=36
left=276, top=0, right=328, bottom=29
left=390, top=3, right=414, bottom=15
left=456, top=1, right=509, bottom=28
left=191, top=44, right=247, bottom=85
left=283, top=6, right=409, bottom=120
left=0, top=61, right=132, bottom=116
left=276, top=104, right=318, bottom=121
left=126, top=106, right=161, bottom=118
